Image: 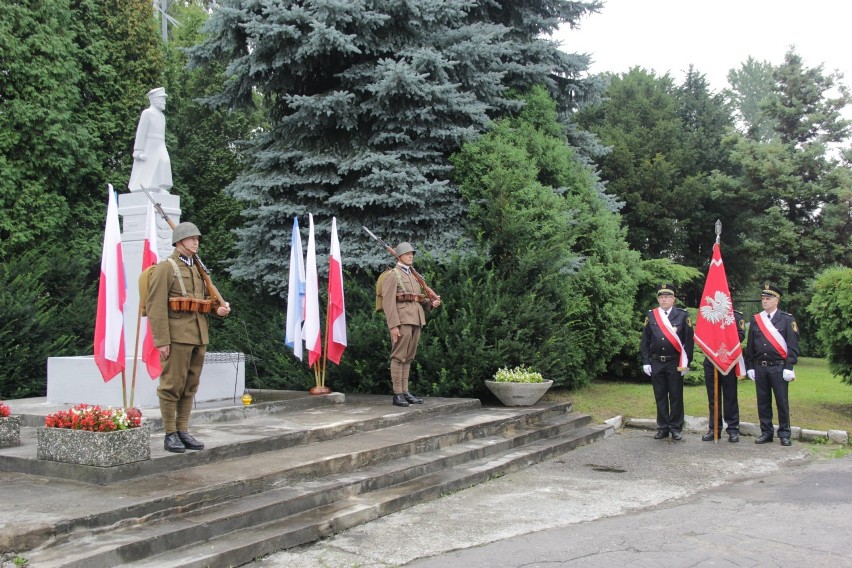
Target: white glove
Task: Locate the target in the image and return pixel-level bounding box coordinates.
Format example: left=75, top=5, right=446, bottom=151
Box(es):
left=680, top=369, right=687, bottom=377
left=747, top=369, right=755, bottom=381
left=783, top=369, right=795, bottom=381
left=643, top=365, right=652, bottom=376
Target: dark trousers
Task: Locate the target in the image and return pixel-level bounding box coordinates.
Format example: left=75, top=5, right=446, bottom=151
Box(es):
left=754, top=364, right=790, bottom=439
left=703, top=360, right=739, bottom=434
left=651, top=360, right=684, bottom=433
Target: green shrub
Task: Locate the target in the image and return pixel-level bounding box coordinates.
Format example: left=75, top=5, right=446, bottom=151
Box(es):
left=808, top=267, right=852, bottom=383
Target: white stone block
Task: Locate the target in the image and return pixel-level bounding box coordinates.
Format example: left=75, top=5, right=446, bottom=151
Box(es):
left=47, top=353, right=245, bottom=408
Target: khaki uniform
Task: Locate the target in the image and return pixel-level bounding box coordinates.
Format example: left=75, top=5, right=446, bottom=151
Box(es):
left=147, top=250, right=211, bottom=433
left=381, top=265, right=431, bottom=394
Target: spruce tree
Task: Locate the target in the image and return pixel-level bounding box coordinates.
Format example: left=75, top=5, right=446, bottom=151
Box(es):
left=188, top=0, right=602, bottom=292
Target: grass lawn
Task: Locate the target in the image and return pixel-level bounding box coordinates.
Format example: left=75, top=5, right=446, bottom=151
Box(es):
left=545, top=357, right=852, bottom=434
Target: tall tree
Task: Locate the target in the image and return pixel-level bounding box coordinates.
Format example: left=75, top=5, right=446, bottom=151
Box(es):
left=725, top=56, right=778, bottom=142
left=188, top=0, right=603, bottom=294
left=717, top=49, right=851, bottom=337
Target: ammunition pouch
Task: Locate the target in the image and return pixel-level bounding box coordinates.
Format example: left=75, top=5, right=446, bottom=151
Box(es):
left=168, top=297, right=213, bottom=314
left=396, top=292, right=424, bottom=303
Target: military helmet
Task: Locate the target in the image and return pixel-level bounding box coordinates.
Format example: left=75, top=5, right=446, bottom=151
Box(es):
left=172, top=222, right=201, bottom=245
left=395, top=242, right=416, bottom=256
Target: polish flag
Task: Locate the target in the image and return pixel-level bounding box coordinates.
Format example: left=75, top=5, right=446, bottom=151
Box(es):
left=695, top=243, right=746, bottom=376
left=140, top=201, right=162, bottom=378
left=93, top=185, right=127, bottom=382
left=326, top=217, right=347, bottom=364
left=303, top=214, right=322, bottom=367
left=284, top=217, right=306, bottom=360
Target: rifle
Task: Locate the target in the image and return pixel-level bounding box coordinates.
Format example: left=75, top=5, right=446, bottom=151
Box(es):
left=362, top=226, right=441, bottom=305
left=141, top=189, right=227, bottom=308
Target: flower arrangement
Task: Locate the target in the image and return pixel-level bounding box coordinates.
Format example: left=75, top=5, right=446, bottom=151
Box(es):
left=44, top=404, right=142, bottom=432
left=0, top=400, right=10, bottom=418
left=492, top=365, right=545, bottom=383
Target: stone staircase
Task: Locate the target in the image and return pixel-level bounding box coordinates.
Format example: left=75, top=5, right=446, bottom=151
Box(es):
left=3, top=393, right=609, bottom=567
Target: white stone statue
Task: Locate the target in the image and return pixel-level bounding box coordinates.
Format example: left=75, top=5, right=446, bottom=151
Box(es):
left=128, top=87, right=172, bottom=193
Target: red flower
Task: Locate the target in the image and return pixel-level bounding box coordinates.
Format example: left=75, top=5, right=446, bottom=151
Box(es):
left=0, top=401, right=10, bottom=418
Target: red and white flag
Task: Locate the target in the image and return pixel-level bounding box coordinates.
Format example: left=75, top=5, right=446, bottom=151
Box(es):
left=140, top=201, right=162, bottom=379
left=303, top=214, right=322, bottom=367
left=326, top=217, right=347, bottom=364
left=93, top=185, right=127, bottom=382
left=695, top=243, right=746, bottom=376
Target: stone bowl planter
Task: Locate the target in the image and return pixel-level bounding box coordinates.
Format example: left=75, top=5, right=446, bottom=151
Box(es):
left=485, top=380, right=554, bottom=406
left=37, top=423, right=151, bottom=467
left=0, top=416, right=21, bottom=448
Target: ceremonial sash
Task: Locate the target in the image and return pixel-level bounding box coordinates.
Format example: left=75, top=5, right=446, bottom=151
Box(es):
left=754, top=312, right=788, bottom=359
left=652, top=308, right=689, bottom=368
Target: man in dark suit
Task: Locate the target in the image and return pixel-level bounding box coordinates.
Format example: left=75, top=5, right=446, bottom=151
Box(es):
left=641, top=284, right=695, bottom=441
left=745, top=283, right=799, bottom=446
left=702, top=310, right=746, bottom=443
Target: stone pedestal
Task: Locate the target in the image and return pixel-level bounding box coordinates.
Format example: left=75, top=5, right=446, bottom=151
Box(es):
left=47, top=353, right=245, bottom=408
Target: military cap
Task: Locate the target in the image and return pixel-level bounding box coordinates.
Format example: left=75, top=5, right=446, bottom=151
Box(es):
left=656, top=283, right=677, bottom=296
left=147, top=87, right=167, bottom=100
left=760, top=283, right=782, bottom=299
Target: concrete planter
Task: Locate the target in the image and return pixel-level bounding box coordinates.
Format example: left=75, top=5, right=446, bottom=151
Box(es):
left=37, top=423, right=151, bottom=467
left=0, top=416, right=21, bottom=448
left=485, top=380, right=554, bottom=407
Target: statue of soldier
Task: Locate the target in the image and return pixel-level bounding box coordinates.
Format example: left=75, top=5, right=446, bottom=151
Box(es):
left=128, top=87, right=172, bottom=193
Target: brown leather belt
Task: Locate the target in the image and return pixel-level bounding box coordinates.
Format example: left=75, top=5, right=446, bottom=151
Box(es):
left=396, top=293, right=424, bottom=303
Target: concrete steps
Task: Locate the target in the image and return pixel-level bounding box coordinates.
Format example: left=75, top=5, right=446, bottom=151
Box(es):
left=12, top=396, right=609, bottom=567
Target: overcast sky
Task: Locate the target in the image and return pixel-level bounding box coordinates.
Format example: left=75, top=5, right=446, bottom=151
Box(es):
left=555, top=0, right=852, bottom=94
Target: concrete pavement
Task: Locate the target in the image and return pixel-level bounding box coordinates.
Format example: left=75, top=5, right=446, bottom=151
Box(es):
left=252, top=428, right=852, bottom=568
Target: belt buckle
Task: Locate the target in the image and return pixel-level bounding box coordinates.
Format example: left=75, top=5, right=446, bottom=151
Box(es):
left=760, top=360, right=769, bottom=367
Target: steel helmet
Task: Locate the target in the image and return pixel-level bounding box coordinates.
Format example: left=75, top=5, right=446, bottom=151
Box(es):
left=395, top=242, right=416, bottom=256
left=172, top=222, right=202, bottom=245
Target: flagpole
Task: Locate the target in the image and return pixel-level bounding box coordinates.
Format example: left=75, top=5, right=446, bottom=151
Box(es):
left=714, top=367, right=719, bottom=443
left=129, top=305, right=144, bottom=409
left=713, top=219, right=722, bottom=443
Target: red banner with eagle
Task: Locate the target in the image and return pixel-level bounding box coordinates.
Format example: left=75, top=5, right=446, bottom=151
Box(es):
left=694, top=243, right=746, bottom=376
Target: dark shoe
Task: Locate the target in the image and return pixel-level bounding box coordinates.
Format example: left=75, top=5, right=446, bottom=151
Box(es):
left=781, top=438, right=792, bottom=447
left=402, top=392, right=423, bottom=404
left=701, top=431, right=715, bottom=442
left=755, top=433, right=773, bottom=444
left=671, top=431, right=682, bottom=441
left=164, top=432, right=186, bottom=453
left=392, top=394, right=410, bottom=407
left=728, top=432, right=740, bottom=443
left=177, top=431, right=204, bottom=450
left=654, top=430, right=669, bottom=440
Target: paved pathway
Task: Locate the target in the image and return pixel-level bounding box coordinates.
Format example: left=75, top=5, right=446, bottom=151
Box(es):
left=252, top=429, right=852, bottom=568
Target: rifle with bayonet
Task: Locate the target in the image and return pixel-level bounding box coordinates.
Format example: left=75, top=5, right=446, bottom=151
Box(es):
left=140, top=189, right=227, bottom=309
left=362, top=226, right=441, bottom=305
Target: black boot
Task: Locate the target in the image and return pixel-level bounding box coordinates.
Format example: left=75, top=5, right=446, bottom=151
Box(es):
left=402, top=392, right=423, bottom=404
left=164, top=432, right=186, bottom=453
left=177, top=431, right=204, bottom=450
left=392, top=394, right=410, bottom=407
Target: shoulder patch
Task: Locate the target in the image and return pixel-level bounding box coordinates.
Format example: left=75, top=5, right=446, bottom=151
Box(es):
left=686, top=316, right=693, bottom=328
left=643, top=317, right=649, bottom=327
left=792, top=321, right=799, bottom=334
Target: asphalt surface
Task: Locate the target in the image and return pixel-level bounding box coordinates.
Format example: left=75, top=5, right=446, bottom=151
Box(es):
left=252, top=428, right=852, bottom=568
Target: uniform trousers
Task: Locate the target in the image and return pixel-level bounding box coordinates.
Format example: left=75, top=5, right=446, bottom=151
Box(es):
left=703, top=360, right=739, bottom=434
left=157, top=342, right=206, bottom=433
left=651, top=359, right=684, bottom=434
left=390, top=324, right=421, bottom=394
left=754, top=364, right=790, bottom=439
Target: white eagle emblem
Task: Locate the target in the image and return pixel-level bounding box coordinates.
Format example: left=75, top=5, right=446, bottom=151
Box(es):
left=700, top=291, right=735, bottom=328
